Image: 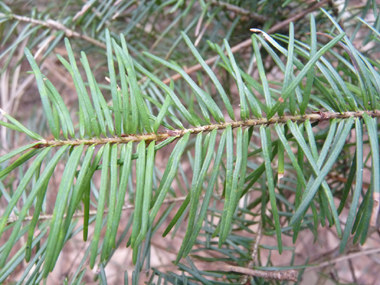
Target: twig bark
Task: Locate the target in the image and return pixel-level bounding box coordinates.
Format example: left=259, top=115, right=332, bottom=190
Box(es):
left=326, top=174, right=371, bottom=189
left=208, top=0, right=268, bottom=23
left=32, top=110, right=380, bottom=147
left=307, top=248, right=380, bottom=270
left=251, top=223, right=262, bottom=262
left=240, top=222, right=262, bottom=284
left=6, top=194, right=195, bottom=225
left=9, top=13, right=106, bottom=49
left=206, top=261, right=298, bottom=282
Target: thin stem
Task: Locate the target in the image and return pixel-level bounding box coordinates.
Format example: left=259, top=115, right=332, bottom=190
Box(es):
left=10, top=13, right=106, bottom=49
left=208, top=0, right=268, bottom=23
left=327, top=173, right=370, bottom=189
left=307, top=248, right=380, bottom=270
left=34, top=110, right=380, bottom=147
left=204, top=261, right=298, bottom=282
left=240, top=221, right=262, bottom=284
left=6, top=194, right=193, bottom=225
left=251, top=222, right=263, bottom=262
left=7, top=187, right=258, bottom=225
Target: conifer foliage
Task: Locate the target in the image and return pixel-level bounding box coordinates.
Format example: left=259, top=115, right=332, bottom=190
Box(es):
left=0, top=0, right=379, bottom=283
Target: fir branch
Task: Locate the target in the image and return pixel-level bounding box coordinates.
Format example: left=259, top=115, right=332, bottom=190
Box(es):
left=1, top=1, right=379, bottom=282
left=33, top=110, right=380, bottom=147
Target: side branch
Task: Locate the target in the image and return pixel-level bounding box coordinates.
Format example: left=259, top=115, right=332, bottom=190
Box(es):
left=35, top=110, right=380, bottom=147
left=7, top=195, right=191, bottom=225
left=204, top=261, right=298, bottom=282
left=208, top=0, right=268, bottom=23
left=9, top=13, right=106, bottom=49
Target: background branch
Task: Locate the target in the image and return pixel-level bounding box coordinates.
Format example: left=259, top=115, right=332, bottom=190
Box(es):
left=162, top=0, right=330, bottom=85
left=203, top=261, right=298, bottom=282
left=9, top=13, right=106, bottom=49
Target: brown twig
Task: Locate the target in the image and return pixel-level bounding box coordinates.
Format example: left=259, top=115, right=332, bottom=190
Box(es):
left=30, top=110, right=380, bottom=147
left=326, top=174, right=370, bottom=189
left=307, top=223, right=379, bottom=276
left=162, top=0, right=330, bottom=85
left=72, top=2, right=93, bottom=21
left=251, top=223, right=262, bottom=262
left=205, top=261, right=298, bottom=282
left=332, top=170, right=380, bottom=228
left=6, top=194, right=196, bottom=225
left=307, top=248, right=380, bottom=270
left=240, top=222, right=262, bottom=284
left=371, top=192, right=379, bottom=227
left=208, top=0, right=268, bottom=23
left=348, top=258, right=357, bottom=284
left=9, top=13, right=106, bottom=49
left=7, top=186, right=258, bottom=225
